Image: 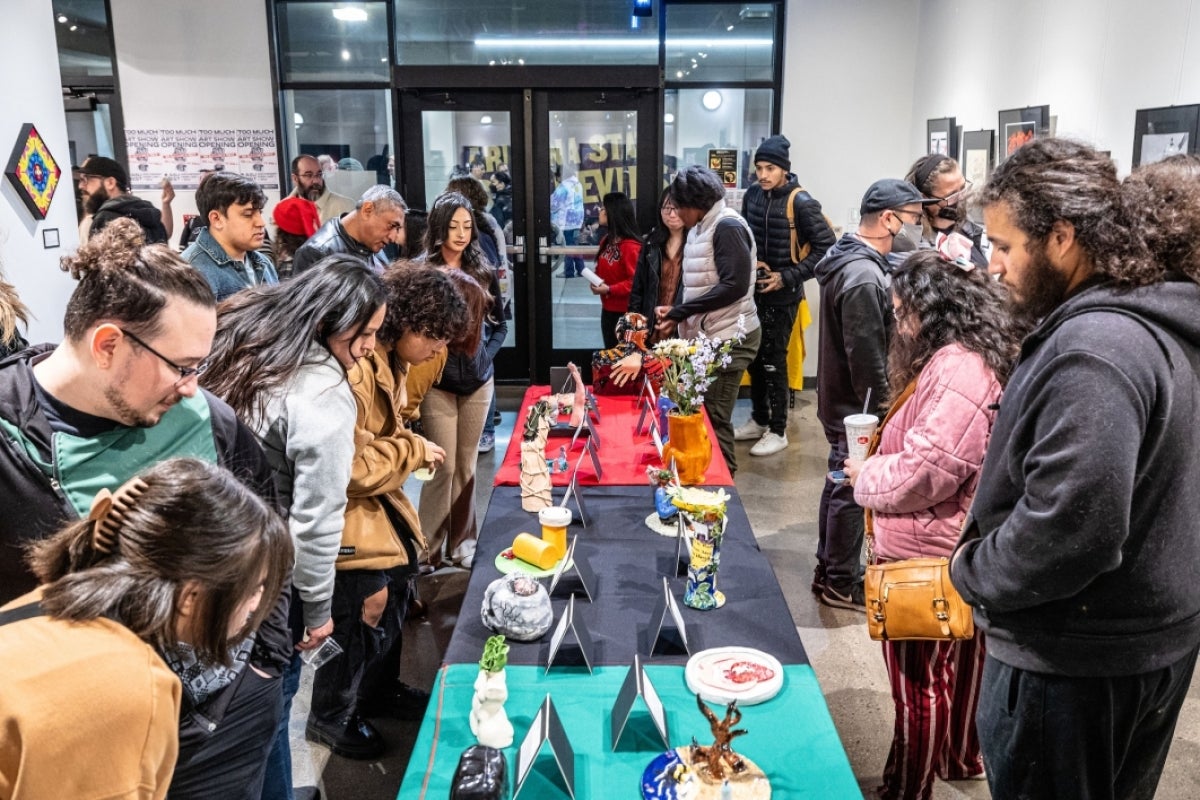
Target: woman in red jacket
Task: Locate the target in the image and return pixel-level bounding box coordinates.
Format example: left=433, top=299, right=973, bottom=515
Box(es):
left=845, top=241, right=1019, bottom=800
left=590, top=191, right=642, bottom=348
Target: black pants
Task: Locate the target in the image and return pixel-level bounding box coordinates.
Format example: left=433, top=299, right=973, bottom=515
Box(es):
left=310, top=566, right=415, bottom=724
left=748, top=303, right=798, bottom=435
left=817, top=428, right=864, bottom=590
left=977, top=647, right=1199, bottom=800
left=601, top=309, right=623, bottom=350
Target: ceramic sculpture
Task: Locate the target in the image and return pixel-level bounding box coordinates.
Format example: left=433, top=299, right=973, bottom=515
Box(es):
left=470, top=636, right=514, bottom=748
left=519, top=400, right=553, bottom=512
left=480, top=574, right=554, bottom=641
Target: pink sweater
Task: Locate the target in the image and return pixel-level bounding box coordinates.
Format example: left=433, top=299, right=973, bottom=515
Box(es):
left=853, top=343, right=1000, bottom=560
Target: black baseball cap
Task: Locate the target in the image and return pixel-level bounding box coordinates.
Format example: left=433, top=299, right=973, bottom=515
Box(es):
left=859, top=178, right=931, bottom=215
left=79, top=156, right=129, bottom=190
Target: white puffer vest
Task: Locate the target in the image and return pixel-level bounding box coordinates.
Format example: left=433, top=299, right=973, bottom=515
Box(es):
left=679, top=200, right=760, bottom=341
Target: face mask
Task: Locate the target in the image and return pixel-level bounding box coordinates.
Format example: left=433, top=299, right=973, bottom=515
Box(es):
left=936, top=203, right=964, bottom=223
left=900, top=222, right=925, bottom=242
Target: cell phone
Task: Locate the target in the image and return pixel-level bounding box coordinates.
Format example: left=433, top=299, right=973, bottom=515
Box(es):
left=827, top=469, right=850, bottom=485
left=756, top=267, right=768, bottom=280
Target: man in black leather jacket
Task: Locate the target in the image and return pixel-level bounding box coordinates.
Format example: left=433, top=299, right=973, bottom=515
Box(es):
left=291, top=184, right=406, bottom=274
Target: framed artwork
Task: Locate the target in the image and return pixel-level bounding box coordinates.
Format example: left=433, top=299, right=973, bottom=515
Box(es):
left=998, top=106, right=1050, bottom=161
left=4, top=123, right=62, bottom=220
left=926, top=117, right=957, bottom=158
left=1132, top=104, right=1200, bottom=167
left=960, top=130, right=996, bottom=186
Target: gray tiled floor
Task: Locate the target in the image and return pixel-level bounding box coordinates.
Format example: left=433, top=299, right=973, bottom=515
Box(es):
left=292, top=389, right=1200, bottom=799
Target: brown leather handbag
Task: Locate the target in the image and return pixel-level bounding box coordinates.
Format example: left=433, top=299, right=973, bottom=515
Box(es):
left=861, top=380, right=975, bottom=642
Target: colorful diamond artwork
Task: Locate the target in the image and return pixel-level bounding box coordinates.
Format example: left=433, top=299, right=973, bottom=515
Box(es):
left=5, top=123, right=61, bottom=220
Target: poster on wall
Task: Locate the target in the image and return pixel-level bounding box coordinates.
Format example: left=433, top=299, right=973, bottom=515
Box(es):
left=708, top=148, right=738, bottom=188
left=124, top=128, right=280, bottom=191
left=1132, top=104, right=1200, bottom=167
left=997, top=106, right=1050, bottom=161
left=926, top=117, right=957, bottom=159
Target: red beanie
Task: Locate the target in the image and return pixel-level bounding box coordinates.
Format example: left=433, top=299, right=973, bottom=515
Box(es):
left=273, top=197, right=319, bottom=237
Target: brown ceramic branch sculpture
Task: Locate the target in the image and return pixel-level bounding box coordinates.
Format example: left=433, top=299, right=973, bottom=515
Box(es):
left=520, top=400, right=554, bottom=512
left=689, top=694, right=748, bottom=782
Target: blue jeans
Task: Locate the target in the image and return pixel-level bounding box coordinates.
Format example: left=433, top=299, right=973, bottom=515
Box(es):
left=563, top=228, right=583, bottom=277
left=259, top=652, right=303, bottom=800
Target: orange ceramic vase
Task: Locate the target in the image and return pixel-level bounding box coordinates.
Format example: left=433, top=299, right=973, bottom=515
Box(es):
left=664, top=412, right=712, bottom=485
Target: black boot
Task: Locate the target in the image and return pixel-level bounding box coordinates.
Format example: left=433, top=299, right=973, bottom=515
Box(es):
left=304, top=713, right=385, bottom=760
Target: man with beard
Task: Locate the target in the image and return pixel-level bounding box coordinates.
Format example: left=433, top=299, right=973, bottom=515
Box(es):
left=903, top=153, right=989, bottom=267
left=951, top=138, right=1200, bottom=799
left=77, top=155, right=170, bottom=244
left=812, top=178, right=930, bottom=610
left=285, top=154, right=354, bottom=224
left=183, top=172, right=278, bottom=301
left=0, top=218, right=293, bottom=800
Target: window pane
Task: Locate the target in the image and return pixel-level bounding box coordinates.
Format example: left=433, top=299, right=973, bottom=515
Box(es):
left=394, top=0, right=657, bottom=66
left=663, top=89, right=772, bottom=193
left=279, top=2, right=390, bottom=82
left=53, top=0, right=114, bottom=78
left=665, top=3, right=776, bottom=83
left=282, top=90, right=394, bottom=201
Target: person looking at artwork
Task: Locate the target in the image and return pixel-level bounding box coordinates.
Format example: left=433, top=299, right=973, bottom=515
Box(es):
left=903, top=154, right=988, bottom=268
left=183, top=172, right=278, bottom=302
left=950, top=139, right=1200, bottom=799
left=736, top=135, right=836, bottom=457
left=844, top=245, right=1018, bottom=799
left=201, top=257, right=387, bottom=774
left=286, top=155, right=355, bottom=225
left=813, top=178, right=931, bottom=611
left=655, top=166, right=762, bottom=475
left=0, top=458, right=291, bottom=800
left=416, top=192, right=507, bottom=569
left=628, top=188, right=688, bottom=340
left=591, top=191, right=642, bottom=348
left=77, top=155, right=171, bottom=244
left=270, top=196, right=321, bottom=279
left=291, top=185, right=407, bottom=275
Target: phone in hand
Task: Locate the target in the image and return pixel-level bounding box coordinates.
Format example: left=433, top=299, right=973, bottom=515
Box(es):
left=827, top=469, right=850, bottom=485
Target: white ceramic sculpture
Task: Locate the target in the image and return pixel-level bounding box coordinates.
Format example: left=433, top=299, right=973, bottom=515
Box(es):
left=481, top=574, right=554, bottom=641
left=470, top=668, right=514, bottom=749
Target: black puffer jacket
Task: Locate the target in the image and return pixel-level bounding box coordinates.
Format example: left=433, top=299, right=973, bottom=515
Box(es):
left=741, top=176, right=836, bottom=306
left=91, top=194, right=168, bottom=244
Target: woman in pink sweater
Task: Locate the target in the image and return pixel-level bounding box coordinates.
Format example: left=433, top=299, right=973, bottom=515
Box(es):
left=845, top=241, right=1019, bottom=800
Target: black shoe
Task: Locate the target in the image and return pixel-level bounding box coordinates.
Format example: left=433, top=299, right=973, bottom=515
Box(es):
left=305, top=714, right=385, bottom=760
left=361, top=681, right=431, bottom=721
left=811, top=564, right=827, bottom=595
left=820, top=581, right=866, bottom=612
left=492, top=410, right=502, bottom=426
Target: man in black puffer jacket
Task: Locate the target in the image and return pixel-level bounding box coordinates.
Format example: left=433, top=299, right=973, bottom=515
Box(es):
left=737, top=135, right=836, bottom=456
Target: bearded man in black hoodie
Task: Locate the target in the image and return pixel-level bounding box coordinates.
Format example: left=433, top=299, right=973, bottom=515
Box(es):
left=77, top=155, right=170, bottom=244
left=951, top=140, right=1200, bottom=799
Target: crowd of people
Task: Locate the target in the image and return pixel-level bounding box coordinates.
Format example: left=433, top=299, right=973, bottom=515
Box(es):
left=2, top=137, right=1200, bottom=800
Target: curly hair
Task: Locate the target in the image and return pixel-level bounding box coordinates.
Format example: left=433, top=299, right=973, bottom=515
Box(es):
left=669, top=165, right=725, bottom=211
left=887, top=250, right=1020, bottom=399
left=977, top=138, right=1156, bottom=288
left=377, top=261, right=471, bottom=349
left=60, top=217, right=214, bottom=341
left=28, top=458, right=292, bottom=667
left=1124, top=154, right=1200, bottom=284
left=201, top=256, right=385, bottom=428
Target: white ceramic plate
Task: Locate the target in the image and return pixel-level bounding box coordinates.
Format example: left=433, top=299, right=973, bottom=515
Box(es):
left=685, top=646, right=784, bottom=706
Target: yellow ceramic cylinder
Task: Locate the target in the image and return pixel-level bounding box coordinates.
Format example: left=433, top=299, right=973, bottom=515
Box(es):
left=512, top=532, right=558, bottom=569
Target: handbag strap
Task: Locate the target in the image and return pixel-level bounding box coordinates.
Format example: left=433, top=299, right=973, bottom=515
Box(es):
left=863, top=378, right=918, bottom=563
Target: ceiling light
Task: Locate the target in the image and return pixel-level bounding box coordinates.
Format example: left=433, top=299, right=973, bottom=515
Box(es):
left=702, top=90, right=723, bottom=111
left=341, top=49, right=351, bottom=60
left=726, top=24, right=735, bottom=31
left=676, top=70, right=684, bottom=78
left=475, top=37, right=770, bottom=50
left=480, top=114, right=493, bottom=125
left=57, top=13, right=68, bottom=23
left=332, top=5, right=368, bottom=22
left=69, top=24, right=77, bottom=31
left=664, top=113, right=675, bottom=124
left=293, top=113, right=304, bottom=126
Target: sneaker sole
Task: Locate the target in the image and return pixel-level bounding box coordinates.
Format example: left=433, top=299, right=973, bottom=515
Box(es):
left=818, top=591, right=866, bottom=612
left=749, top=442, right=788, bottom=456
left=733, top=429, right=768, bottom=441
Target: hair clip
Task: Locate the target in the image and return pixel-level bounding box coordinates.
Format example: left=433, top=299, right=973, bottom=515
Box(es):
left=935, top=231, right=975, bottom=271
left=87, top=477, right=148, bottom=554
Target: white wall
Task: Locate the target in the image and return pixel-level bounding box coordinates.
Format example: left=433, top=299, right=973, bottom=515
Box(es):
left=110, top=0, right=278, bottom=231
left=910, top=0, right=1200, bottom=175
left=0, top=0, right=81, bottom=343
left=779, top=0, right=923, bottom=376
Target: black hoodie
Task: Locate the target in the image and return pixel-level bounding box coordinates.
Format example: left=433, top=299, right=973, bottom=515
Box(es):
left=813, top=233, right=893, bottom=430
left=91, top=194, right=168, bottom=244
left=952, top=274, right=1200, bottom=677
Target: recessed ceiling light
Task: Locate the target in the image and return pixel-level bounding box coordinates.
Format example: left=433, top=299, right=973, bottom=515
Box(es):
left=69, top=24, right=77, bottom=31
left=57, top=13, right=67, bottom=23
left=480, top=115, right=493, bottom=125
left=294, top=113, right=304, bottom=126
left=664, top=113, right=675, bottom=124
left=332, top=5, right=368, bottom=22
left=702, top=90, right=723, bottom=111
left=726, top=24, right=735, bottom=31
left=341, top=49, right=351, bottom=60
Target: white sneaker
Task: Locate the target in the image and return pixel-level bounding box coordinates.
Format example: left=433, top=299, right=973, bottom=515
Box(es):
left=749, top=431, right=788, bottom=456
left=734, top=419, right=769, bottom=441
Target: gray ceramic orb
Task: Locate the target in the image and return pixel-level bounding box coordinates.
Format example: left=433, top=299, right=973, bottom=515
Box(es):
left=480, top=574, right=553, bottom=641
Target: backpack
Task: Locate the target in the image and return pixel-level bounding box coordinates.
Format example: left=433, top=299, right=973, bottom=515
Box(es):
left=786, top=187, right=837, bottom=264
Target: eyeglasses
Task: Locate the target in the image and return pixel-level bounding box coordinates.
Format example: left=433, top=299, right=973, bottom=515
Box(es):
left=76, top=173, right=102, bottom=185
left=933, top=180, right=972, bottom=204
left=894, top=210, right=924, bottom=225
left=662, top=204, right=680, bottom=215
left=295, top=171, right=323, bottom=180
left=120, top=328, right=209, bottom=383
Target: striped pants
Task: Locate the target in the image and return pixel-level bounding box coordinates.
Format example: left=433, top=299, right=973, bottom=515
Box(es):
left=877, top=632, right=986, bottom=800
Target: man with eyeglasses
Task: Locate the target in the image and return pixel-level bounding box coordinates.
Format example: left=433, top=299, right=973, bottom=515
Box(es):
left=812, top=178, right=933, bottom=611
left=76, top=155, right=171, bottom=245
left=291, top=184, right=406, bottom=276
left=903, top=153, right=989, bottom=268
left=0, top=218, right=294, bottom=799
left=285, top=154, right=354, bottom=225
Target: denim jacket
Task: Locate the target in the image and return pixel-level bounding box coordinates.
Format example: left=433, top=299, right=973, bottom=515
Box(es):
left=183, top=228, right=278, bottom=302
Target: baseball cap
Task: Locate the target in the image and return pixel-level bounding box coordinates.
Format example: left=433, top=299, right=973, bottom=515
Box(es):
left=859, top=178, right=932, bottom=215
left=273, top=197, right=320, bottom=237
left=79, top=156, right=129, bottom=191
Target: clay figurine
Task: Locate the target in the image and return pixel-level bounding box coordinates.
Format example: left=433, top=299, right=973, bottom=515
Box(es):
left=481, top=574, right=553, bottom=641
left=567, top=361, right=586, bottom=428
left=690, top=694, right=747, bottom=782
left=519, top=400, right=553, bottom=512
left=449, top=744, right=506, bottom=800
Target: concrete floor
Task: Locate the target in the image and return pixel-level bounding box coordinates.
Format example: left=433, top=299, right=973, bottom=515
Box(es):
left=290, top=389, right=1200, bottom=799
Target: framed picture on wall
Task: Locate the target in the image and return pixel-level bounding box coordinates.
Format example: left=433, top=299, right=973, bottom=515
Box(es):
left=998, top=106, right=1050, bottom=161
left=926, top=117, right=957, bottom=158
left=960, top=130, right=996, bottom=187
left=1132, top=104, right=1200, bottom=167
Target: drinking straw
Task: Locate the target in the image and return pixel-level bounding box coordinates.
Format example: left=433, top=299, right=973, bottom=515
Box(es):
left=862, top=388, right=872, bottom=415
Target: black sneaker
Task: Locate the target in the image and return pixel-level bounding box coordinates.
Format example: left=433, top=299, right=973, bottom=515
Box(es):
left=810, top=564, right=827, bottom=595
left=305, top=713, right=385, bottom=759
left=820, top=581, right=866, bottom=611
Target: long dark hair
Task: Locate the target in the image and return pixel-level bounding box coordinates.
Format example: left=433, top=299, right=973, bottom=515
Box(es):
left=601, top=192, right=640, bottom=243
left=645, top=186, right=686, bottom=250
left=28, top=458, right=292, bottom=667
left=202, top=255, right=385, bottom=427
left=887, top=250, right=1019, bottom=399
left=1124, top=153, right=1200, bottom=285
left=423, top=191, right=493, bottom=290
